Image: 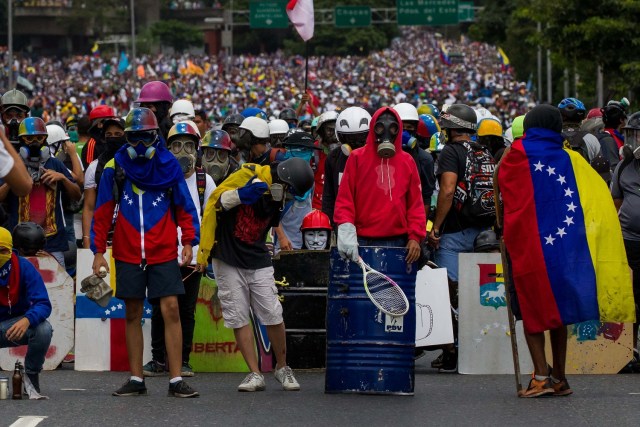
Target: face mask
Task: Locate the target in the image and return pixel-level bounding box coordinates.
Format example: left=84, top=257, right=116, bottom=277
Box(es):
left=126, top=142, right=156, bottom=160
left=237, top=129, right=253, bottom=151
left=20, top=143, right=50, bottom=163
left=374, top=112, right=399, bottom=158
left=270, top=183, right=285, bottom=202
left=294, top=187, right=312, bottom=202
left=303, top=230, right=328, bottom=251
left=284, top=147, right=313, bottom=163
left=105, top=135, right=126, bottom=151
left=202, top=150, right=230, bottom=184
left=401, top=130, right=418, bottom=152
left=7, top=119, right=20, bottom=143
left=68, top=129, right=79, bottom=143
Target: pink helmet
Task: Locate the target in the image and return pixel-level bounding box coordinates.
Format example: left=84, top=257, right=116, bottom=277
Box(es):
left=136, top=81, right=173, bottom=104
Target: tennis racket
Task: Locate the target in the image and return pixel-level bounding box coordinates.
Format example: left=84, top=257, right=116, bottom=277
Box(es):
left=358, top=258, right=409, bottom=316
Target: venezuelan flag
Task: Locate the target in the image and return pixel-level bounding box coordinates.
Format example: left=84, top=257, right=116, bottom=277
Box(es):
left=91, top=42, right=100, bottom=57
left=498, top=47, right=510, bottom=71
left=498, top=128, right=635, bottom=334
left=439, top=42, right=451, bottom=66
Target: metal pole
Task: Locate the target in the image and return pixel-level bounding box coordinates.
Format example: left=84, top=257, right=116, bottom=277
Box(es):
left=546, top=49, right=552, bottom=104
left=8, top=0, right=13, bottom=89
left=230, top=0, right=234, bottom=61
left=537, top=22, right=542, bottom=103
left=597, top=64, right=603, bottom=107
left=130, top=0, right=136, bottom=76
left=563, top=68, right=569, bottom=99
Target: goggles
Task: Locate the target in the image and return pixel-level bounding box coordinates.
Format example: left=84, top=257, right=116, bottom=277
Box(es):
left=22, top=135, right=47, bottom=145
left=169, top=138, right=197, bottom=155
left=374, top=122, right=399, bottom=136
left=225, top=126, right=239, bottom=136
left=202, top=147, right=229, bottom=163
left=2, top=108, right=27, bottom=121
left=126, top=130, right=158, bottom=147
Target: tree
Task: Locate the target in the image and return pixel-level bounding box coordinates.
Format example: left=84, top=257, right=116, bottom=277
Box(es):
left=150, top=20, right=203, bottom=51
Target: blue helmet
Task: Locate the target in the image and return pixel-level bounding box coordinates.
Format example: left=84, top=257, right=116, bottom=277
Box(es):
left=241, top=107, right=268, bottom=121
left=558, top=98, right=586, bottom=122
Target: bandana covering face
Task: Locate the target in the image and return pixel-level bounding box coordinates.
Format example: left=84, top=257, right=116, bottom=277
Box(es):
left=0, top=227, right=12, bottom=267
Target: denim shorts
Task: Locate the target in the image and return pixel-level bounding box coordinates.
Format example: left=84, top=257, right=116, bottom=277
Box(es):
left=115, top=259, right=184, bottom=302
left=434, top=227, right=486, bottom=282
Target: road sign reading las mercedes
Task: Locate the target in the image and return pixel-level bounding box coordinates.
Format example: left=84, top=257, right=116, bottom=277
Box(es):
left=250, top=1, right=289, bottom=29
left=335, top=6, right=371, bottom=28
left=397, top=0, right=460, bottom=26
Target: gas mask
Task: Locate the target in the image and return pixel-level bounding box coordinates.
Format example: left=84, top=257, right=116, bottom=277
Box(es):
left=125, top=130, right=158, bottom=160
left=401, top=130, right=418, bottom=153
left=236, top=128, right=253, bottom=151
left=322, top=123, right=338, bottom=146
left=623, top=128, right=640, bottom=160
left=373, top=112, right=399, bottom=158
left=202, top=147, right=230, bottom=184
left=303, top=230, right=329, bottom=251
left=168, top=137, right=197, bottom=175
left=7, top=119, right=20, bottom=145
left=225, top=125, right=241, bottom=147
left=339, top=132, right=368, bottom=157
left=19, top=140, right=50, bottom=163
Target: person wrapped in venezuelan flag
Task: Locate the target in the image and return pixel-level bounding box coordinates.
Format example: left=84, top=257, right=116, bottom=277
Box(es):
left=497, top=104, right=635, bottom=398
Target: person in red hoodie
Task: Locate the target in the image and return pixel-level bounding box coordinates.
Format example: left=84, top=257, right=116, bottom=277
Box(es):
left=333, top=107, right=425, bottom=263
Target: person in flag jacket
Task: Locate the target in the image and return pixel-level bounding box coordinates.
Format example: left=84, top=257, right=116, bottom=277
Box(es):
left=0, top=226, right=52, bottom=394
left=90, top=107, right=200, bottom=398
left=497, top=104, right=635, bottom=398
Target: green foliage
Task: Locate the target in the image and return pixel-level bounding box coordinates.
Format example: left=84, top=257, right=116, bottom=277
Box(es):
left=150, top=20, right=203, bottom=51
left=63, top=0, right=129, bottom=39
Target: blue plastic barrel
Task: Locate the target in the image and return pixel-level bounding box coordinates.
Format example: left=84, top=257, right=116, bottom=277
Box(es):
left=325, top=247, right=416, bottom=395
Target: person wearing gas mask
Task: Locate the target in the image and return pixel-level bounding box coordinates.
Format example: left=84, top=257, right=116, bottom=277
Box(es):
left=0, top=131, right=32, bottom=200
left=80, top=105, right=117, bottom=169
left=169, top=99, right=196, bottom=124
left=237, top=116, right=286, bottom=166
left=322, top=107, right=371, bottom=227
left=312, top=110, right=339, bottom=210
left=196, top=157, right=314, bottom=392
left=222, top=113, right=245, bottom=162
left=300, top=210, right=332, bottom=251
left=143, top=121, right=215, bottom=378
left=269, top=119, right=289, bottom=148
left=90, top=107, right=200, bottom=398
left=611, top=111, right=640, bottom=372
left=200, top=130, right=239, bottom=186
left=1, top=89, right=30, bottom=147
left=135, top=81, right=174, bottom=141
left=394, top=102, right=436, bottom=221
left=81, top=117, right=126, bottom=249
left=273, top=131, right=317, bottom=253
left=333, top=107, right=425, bottom=264
left=0, top=118, right=81, bottom=268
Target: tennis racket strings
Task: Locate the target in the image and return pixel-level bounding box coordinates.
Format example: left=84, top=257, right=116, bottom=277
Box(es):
left=363, top=267, right=409, bottom=316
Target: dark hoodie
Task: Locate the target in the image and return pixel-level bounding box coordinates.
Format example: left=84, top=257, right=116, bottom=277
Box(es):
left=333, top=107, right=426, bottom=243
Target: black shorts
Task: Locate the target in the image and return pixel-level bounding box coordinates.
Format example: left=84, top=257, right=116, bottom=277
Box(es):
left=115, top=259, right=184, bottom=303
left=624, top=239, right=640, bottom=318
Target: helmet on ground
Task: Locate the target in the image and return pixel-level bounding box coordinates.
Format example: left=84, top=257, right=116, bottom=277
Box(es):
left=168, top=121, right=200, bottom=144
left=46, top=123, right=70, bottom=144
left=18, top=117, right=48, bottom=137
left=137, top=81, right=173, bottom=104
left=240, top=116, right=270, bottom=139
left=511, top=115, right=525, bottom=139
left=558, top=97, right=586, bottom=122
left=393, top=102, right=419, bottom=122
left=12, top=222, right=46, bottom=256
left=222, top=113, right=245, bottom=128
left=276, top=157, right=315, bottom=196
left=241, top=107, right=268, bottom=121
left=439, top=104, right=477, bottom=132
left=474, top=229, right=500, bottom=253
left=169, top=99, right=195, bottom=120
left=316, top=111, right=339, bottom=132
left=279, top=108, right=297, bottom=122
left=269, top=119, right=290, bottom=135
left=124, top=107, right=159, bottom=132
left=336, top=107, right=371, bottom=135
left=477, top=118, right=503, bottom=137
left=1, top=89, right=29, bottom=113
left=417, top=114, right=440, bottom=139
left=300, top=210, right=332, bottom=231
left=89, top=105, right=116, bottom=122
left=201, top=130, right=232, bottom=151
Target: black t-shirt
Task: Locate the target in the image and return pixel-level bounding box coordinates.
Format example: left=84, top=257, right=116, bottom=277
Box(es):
left=213, top=196, right=281, bottom=269
left=322, top=146, right=349, bottom=226
left=435, top=142, right=474, bottom=233
left=408, top=146, right=436, bottom=204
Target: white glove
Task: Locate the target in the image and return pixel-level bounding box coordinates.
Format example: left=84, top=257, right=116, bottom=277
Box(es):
left=337, top=223, right=359, bottom=262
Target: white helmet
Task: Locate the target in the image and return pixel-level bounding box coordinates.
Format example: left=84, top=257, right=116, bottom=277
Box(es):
left=269, top=119, right=289, bottom=135
left=504, top=127, right=514, bottom=145
left=240, top=116, right=270, bottom=139
left=336, top=107, right=372, bottom=135
left=393, top=102, right=419, bottom=122
left=46, top=124, right=70, bottom=145
left=316, top=110, right=339, bottom=131
left=170, top=99, right=195, bottom=122
left=474, top=107, right=493, bottom=124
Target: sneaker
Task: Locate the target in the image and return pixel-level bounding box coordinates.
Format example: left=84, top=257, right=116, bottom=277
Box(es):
left=414, top=349, right=427, bottom=360
left=552, top=378, right=573, bottom=396
left=438, top=351, right=457, bottom=373
left=274, top=366, right=300, bottom=391
left=519, top=377, right=554, bottom=398
left=168, top=380, right=199, bottom=398
left=112, top=379, right=147, bottom=396
left=431, top=352, right=444, bottom=369
left=143, top=360, right=167, bottom=377
left=181, top=362, right=195, bottom=377
left=238, top=372, right=266, bottom=392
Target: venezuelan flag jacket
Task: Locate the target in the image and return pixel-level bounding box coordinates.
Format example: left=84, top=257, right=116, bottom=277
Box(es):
left=90, top=159, right=199, bottom=265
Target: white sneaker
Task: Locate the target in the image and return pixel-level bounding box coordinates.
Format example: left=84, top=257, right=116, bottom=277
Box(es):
left=274, top=366, right=300, bottom=391
left=237, top=372, right=266, bottom=392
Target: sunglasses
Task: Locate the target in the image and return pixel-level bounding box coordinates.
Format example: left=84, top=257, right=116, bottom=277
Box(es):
left=22, top=135, right=47, bottom=145
left=202, top=147, right=229, bottom=162
left=169, top=139, right=196, bottom=154
left=126, top=131, right=157, bottom=147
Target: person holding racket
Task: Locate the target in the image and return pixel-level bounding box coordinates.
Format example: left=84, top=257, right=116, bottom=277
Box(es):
left=333, top=106, right=426, bottom=264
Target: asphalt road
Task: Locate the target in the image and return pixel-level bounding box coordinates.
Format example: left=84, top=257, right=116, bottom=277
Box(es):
left=2, top=354, right=640, bottom=427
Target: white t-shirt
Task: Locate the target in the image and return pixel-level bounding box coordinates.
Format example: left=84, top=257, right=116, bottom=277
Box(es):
left=0, top=142, right=15, bottom=179
left=177, top=171, right=216, bottom=265
left=84, top=159, right=98, bottom=190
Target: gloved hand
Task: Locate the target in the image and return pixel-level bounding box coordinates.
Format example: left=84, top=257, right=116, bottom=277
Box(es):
left=337, top=223, right=359, bottom=262
left=237, top=175, right=269, bottom=205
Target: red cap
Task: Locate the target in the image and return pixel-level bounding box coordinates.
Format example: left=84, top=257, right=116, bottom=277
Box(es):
left=586, top=108, right=603, bottom=119
left=300, top=210, right=332, bottom=231
left=89, top=105, right=116, bottom=122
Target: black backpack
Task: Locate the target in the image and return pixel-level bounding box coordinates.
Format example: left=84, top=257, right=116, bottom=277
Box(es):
left=455, top=141, right=497, bottom=227
left=562, top=129, right=590, bottom=162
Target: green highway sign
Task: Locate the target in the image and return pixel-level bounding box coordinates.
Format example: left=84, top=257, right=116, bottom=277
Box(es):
left=335, top=6, right=372, bottom=28
left=249, top=1, right=289, bottom=29
left=458, top=1, right=475, bottom=22
left=397, top=0, right=460, bottom=26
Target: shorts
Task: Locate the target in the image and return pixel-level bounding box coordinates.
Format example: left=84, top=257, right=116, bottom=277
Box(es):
left=624, top=239, right=640, bottom=319
left=115, top=259, right=184, bottom=303
left=212, top=258, right=283, bottom=329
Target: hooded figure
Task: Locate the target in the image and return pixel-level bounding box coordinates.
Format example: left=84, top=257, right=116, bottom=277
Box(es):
left=333, top=107, right=426, bottom=263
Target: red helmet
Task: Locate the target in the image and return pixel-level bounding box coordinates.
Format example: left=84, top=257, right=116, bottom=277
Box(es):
left=586, top=108, right=603, bottom=119
left=300, top=210, right=332, bottom=231
left=137, top=81, right=173, bottom=104
left=89, top=105, right=116, bottom=122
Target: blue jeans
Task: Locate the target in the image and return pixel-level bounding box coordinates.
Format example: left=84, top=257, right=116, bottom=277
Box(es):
left=434, top=227, right=486, bottom=282
left=0, top=318, right=53, bottom=374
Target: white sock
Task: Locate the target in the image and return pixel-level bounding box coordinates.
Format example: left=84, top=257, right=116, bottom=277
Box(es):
left=534, top=375, right=548, bottom=381
left=130, top=376, right=143, bottom=383
left=169, top=376, right=183, bottom=384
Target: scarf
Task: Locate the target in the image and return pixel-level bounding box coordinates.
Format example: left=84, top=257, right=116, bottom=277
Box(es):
left=114, top=140, right=184, bottom=191
left=0, top=254, right=21, bottom=308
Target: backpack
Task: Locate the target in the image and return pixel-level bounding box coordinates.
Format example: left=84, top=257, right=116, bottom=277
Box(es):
left=562, top=129, right=590, bottom=162
left=455, top=141, right=497, bottom=227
